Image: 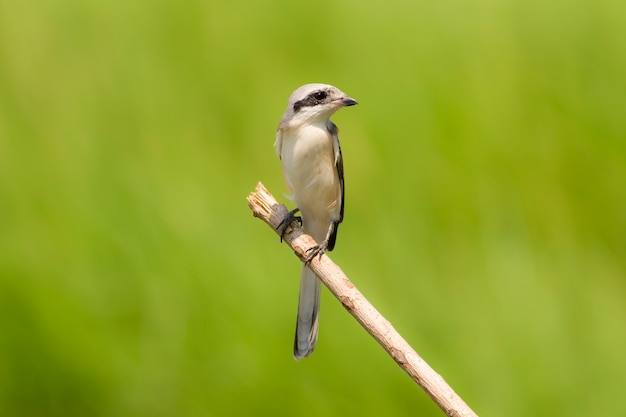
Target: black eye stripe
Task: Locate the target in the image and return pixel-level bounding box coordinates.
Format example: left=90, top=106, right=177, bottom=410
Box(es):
left=293, top=89, right=330, bottom=113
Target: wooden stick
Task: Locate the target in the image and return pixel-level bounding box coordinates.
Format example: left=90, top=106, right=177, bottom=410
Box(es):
left=247, top=182, right=479, bottom=417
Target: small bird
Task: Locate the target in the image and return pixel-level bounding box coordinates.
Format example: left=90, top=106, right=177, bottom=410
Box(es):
left=274, top=83, right=358, bottom=360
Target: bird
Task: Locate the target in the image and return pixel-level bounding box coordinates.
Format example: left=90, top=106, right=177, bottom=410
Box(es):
left=274, top=83, right=358, bottom=360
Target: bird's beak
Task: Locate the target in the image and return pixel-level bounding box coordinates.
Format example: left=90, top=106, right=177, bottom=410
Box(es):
left=339, top=96, right=358, bottom=107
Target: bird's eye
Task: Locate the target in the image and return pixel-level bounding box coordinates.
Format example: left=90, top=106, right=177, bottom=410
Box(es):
left=313, top=91, right=327, bottom=101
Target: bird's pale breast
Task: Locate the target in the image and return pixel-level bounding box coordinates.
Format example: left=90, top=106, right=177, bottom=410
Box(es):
left=280, top=123, right=341, bottom=239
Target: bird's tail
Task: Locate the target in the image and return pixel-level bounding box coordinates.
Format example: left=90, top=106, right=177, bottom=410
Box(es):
left=293, top=265, right=321, bottom=360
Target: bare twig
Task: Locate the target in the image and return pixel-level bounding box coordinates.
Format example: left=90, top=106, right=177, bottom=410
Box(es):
left=247, top=182, right=479, bottom=417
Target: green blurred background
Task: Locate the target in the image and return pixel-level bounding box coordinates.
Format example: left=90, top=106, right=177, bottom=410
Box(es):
left=1, top=0, right=625, bottom=416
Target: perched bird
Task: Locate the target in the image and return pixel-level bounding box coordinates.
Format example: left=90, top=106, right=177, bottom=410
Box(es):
left=274, top=83, right=358, bottom=360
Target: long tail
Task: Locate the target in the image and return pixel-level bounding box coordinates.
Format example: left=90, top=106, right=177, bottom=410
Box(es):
left=293, top=265, right=321, bottom=360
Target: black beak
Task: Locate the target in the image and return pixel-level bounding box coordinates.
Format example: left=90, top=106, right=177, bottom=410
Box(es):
left=341, top=97, right=358, bottom=107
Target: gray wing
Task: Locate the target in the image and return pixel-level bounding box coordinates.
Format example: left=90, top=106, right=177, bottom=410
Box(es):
left=327, top=121, right=344, bottom=251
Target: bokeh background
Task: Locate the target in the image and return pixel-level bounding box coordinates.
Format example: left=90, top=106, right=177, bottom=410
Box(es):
left=1, top=0, right=625, bottom=416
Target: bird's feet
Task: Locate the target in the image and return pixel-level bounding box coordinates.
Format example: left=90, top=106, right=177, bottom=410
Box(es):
left=304, top=240, right=329, bottom=265
left=276, top=208, right=302, bottom=242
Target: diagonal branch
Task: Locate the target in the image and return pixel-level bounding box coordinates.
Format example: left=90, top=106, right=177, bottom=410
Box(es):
left=247, top=182, right=479, bottom=417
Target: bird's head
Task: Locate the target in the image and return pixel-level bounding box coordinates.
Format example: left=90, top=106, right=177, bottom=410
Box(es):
left=279, top=83, right=357, bottom=129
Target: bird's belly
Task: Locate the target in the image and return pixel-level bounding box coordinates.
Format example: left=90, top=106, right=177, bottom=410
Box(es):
left=281, top=129, right=341, bottom=225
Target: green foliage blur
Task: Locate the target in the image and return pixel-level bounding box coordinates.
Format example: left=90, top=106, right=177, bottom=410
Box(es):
left=1, top=0, right=625, bottom=415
